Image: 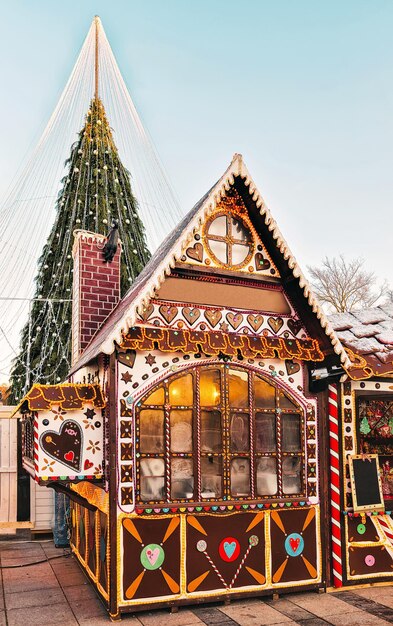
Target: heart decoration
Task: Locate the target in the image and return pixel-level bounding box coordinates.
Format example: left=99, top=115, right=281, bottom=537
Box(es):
left=146, top=547, right=160, bottom=566
left=226, top=312, right=244, bottom=330
left=255, top=252, right=271, bottom=271
left=224, top=541, right=236, bottom=559
left=159, top=304, right=178, bottom=324
left=268, top=317, right=283, bottom=333
left=138, top=303, right=154, bottom=322
left=84, top=459, right=94, bottom=471
left=289, top=537, right=300, bottom=553
left=204, top=309, right=222, bottom=327
left=219, top=536, right=240, bottom=562
left=182, top=307, right=201, bottom=325
left=247, top=314, right=264, bottom=332
left=40, top=420, right=82, bottom=472
left=285, top=360, right=301, bottom=376
left=186, top=242, right=203, bottom=263
left=287, top=319, right=303, bottom=336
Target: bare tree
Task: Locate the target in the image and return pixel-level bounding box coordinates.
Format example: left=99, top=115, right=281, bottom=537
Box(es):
left=307, top=255, right=388, bottom=313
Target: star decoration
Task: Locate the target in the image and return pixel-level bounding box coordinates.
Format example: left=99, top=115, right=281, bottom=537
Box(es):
left=84, top=408, right=96, bottom=420
left=121, top=371, right=133, bottom=384
left=145, top=354, right=156, bottom=366
left=219, top=322, right=229, bottom=332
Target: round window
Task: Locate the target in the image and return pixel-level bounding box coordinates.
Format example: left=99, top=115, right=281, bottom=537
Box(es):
left=203, top=212, right=254, bottom=269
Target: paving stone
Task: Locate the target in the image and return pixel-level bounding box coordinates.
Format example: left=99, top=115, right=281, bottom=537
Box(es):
left=5, top=586, right=66, bottom=609
left=325, top=611, right=392, bottom=625
left=220, top=599, right=295, bottom=625
left=350, top=588, right=393, bottom=610
left=265, top=597, right=315, bottom=621
left=62, top=582, right=99, bottom=602
left=296, top=617, right=330, bottom=626
left=288, top=592, right=362, bottom=618
left=336, top=591, right=393, bottom=622
left=68, top=597, right=108, bottom=621
left=6, top=603, right=77, bottom=626
left=138, top=609, right=204, bottom=625
left=0, top=610, right=5, bottom=626
left=3, top=565, right=60, bottom=595
left=193, top=605, right=238, bottom=625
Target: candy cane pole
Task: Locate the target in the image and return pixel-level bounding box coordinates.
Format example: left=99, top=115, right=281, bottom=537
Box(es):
left=329, top=383, right=343, bottom=587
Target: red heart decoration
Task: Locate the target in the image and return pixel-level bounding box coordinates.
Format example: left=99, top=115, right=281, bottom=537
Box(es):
left=84, top=459, right=94, bottom=470
left=289, top=537, right=300, bottom=552
left=64, top=451, right=75, bottom=462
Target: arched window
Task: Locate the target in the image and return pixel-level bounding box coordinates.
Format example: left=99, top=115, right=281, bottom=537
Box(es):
left=135, top=365, right=304, bottom=504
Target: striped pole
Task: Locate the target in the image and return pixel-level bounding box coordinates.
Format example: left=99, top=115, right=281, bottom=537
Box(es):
left=328, top=383, right=343, bottom=587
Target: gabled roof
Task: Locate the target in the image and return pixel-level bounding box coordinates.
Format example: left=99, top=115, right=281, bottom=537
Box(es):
left=70, top=154, right=351, bottom=375
left=329, top=305, right=393, bottom=379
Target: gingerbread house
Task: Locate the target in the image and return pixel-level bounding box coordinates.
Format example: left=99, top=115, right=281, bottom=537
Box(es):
left=16, top=154, right=355, bottom=617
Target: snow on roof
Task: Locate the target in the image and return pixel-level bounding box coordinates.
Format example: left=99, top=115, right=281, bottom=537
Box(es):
left=329, top=305, right=393, bottom=378
left=69, top=154, right=351, bottom=375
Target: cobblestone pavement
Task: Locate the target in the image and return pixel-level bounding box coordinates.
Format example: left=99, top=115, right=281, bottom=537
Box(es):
left=1, top=540, right=393, bottom=625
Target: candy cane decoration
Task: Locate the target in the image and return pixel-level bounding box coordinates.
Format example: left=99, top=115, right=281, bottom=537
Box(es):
left=197, top=541, right=228, bottom=589
left=229, top=536, right=258, bottom=588
left=164, top=405, right=171, bottom=500
left=329, top=383, right=343, bottom=587
left=376, top=515, right=393, bottom=546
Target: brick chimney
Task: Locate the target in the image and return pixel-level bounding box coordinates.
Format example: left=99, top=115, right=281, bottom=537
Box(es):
left=71, top=230, right=122, bottom=365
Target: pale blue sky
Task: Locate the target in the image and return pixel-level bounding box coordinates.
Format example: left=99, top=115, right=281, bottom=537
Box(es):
left=1, top=0, right=393, bottom=284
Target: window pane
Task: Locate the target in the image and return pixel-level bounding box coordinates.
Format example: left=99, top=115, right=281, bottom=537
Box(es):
left=171, top=459, right=194, bottom=499
left=231, top=217, right=250, bottom=242
left=228, top=369, right=248, bottom=408
left=139, top=410, right=164, bottom=452
left=282, top=456, right=302, bottom=494
left=255, top=412, right=276, bottom=452
left=201, top=410, right=222, bottom=452
left=140, top=458, right=165, bottom=501
left=230, top=458, right=250, bottom=497
left=282, top=414, right=301, bottom=452
left=201, top=457, right=222, bottom=498
left=208, top=215, right=227, bottom=236
left=169, top=374, right=193, bottom=406
left=257, top=457, right=278, bottom=495
left=208, top=238, right=228, bottom=264
left=278, top=390, right=297, bottom=410
left=230, top=412, right=249, bottom=452
left=254, top=377, right=275, bottom=408
left=231, top=243, right=249, bottom=265
left=142, top=386, right=165, bottom=405
left=200, top=369, right=221, bottom=406
left=170, top=410, right=193, bottom=452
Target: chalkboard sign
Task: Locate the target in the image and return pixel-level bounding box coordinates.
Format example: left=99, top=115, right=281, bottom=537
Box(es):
left=349, top=454, right=385, bottom=513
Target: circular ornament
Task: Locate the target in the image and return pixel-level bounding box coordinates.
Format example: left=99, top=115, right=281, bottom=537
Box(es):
left=249, top=535, right=259, bottom=547
left=365, top=554, right=375, bottom=567
left=196, top=540, right=207, bottom=552
left=357, top=523, right=366, bottom=535
left=42, top=419, right=49, bottom=426
left=284, top=532, right=304, bottom=557
left=140, top=543, right=165, bottom=570
left=219, top=537, right=240, bottom=562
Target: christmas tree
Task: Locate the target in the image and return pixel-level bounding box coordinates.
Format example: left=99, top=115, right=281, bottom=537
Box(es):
left=9, top=97, right=151, bottom=403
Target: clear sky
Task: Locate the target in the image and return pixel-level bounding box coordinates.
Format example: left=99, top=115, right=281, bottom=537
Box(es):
left=1, top=0, right=393, bottom=288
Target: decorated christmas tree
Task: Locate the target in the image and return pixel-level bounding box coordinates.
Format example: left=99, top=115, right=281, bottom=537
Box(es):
left=9, top=96, right=151, bottom=403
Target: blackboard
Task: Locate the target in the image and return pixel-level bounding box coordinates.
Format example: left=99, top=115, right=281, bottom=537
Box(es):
left=349, top=454, right=385, bottom=513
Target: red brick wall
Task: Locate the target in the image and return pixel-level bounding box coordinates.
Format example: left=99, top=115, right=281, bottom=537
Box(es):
left=72, top=231, right=121, bottom=364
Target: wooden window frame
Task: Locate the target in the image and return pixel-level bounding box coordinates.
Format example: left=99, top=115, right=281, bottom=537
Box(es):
left=135, top=364, right=305, bottom=505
